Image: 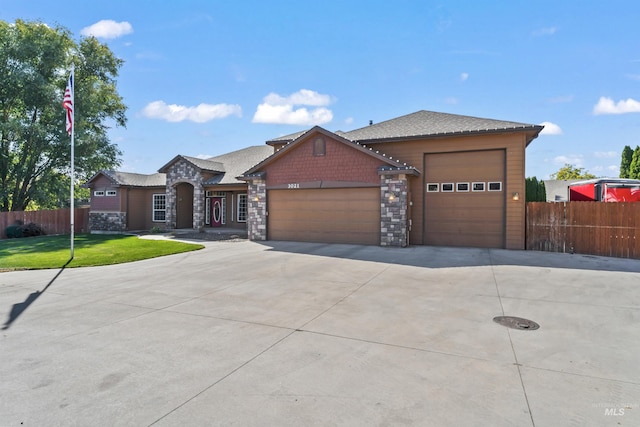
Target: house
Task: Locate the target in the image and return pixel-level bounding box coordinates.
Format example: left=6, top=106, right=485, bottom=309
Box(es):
left=86, top=110, right=543, bottom=249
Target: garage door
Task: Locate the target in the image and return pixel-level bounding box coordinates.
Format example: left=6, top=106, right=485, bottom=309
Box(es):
left=268, top=188, right=380, bottom=245
left=424, top=150, right=505, bottom=248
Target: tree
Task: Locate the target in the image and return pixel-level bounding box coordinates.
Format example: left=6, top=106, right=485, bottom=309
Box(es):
left=629, top=146, right=640, bottom=179
left=550, top=164, right=596, bottom=180
left=525, top=177, right=546, bottom=202
left=0, top=19, right=126, bottom=211
left=619, top=145, right=634, bottom=178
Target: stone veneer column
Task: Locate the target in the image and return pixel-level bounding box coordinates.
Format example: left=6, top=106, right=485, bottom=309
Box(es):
left=164, top=159, right=203, bottom=230
left=380, top=173, right=408, bottom=247
left=247, top=178, right=267, bottom=241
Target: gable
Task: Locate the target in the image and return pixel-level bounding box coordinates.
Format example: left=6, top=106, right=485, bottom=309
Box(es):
left=262, top=133, right=386, bottom=187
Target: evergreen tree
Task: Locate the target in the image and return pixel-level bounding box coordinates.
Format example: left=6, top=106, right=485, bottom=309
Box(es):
left=525, top=177, right=546, bottom=201
left=629, top=146, right=640, bottom=179
left=619, top=145, right=634, bottom=178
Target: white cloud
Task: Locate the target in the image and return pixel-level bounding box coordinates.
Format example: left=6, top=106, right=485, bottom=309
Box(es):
left=460, top=72, right=469, bottom=81
left=81, top=20, right=133, bottom=39
left=539, top=121, right=563, bottom=135
left=607, top=165, right=620, bottom=173
left=252, top=89, right=334, bottom=125
left=444, top=97, right=459, bottom=105
left=142, top=100, right=242, bottom=123
left=548, top=95, right=573, bottom=104
left=593, top=96, right=640, bottom=115
left=626, top=74, right=640, bottom=81
left=196, top=154, right=213, bottom=159
left=532, top=27, right=557, bottom=37
left=554, top=155, right=584, bottom=166
left=594, top=151, right=617, bottom=158
left=344, top=117, right=354, bottom=125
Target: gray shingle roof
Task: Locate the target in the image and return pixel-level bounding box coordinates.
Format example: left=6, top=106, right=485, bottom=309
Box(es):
left=343, top=110, right=543, bottom=142
left=266, top=129, right=310, bottom=144
left=203, top=145, right=274, bottom=185
left=180, top=156, right=226, bottom=172
left=101, top=171, right=166, bottom=187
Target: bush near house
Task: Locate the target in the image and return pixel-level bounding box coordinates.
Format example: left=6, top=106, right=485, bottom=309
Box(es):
left=4, top=220, right=46, bottom=238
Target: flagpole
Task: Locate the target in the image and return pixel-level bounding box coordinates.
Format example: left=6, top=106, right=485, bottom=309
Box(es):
left=69, top=65, right=75, bottom=259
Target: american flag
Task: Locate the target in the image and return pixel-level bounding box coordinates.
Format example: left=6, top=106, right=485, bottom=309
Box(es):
left=62, top=69, right=74, bottom=135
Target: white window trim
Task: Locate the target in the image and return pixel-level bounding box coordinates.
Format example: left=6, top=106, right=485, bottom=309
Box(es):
left=472, top=182, right=485, bottom=192
left=441, top=183, right=454, bottom=193
left=426, top=183, right=439, bottom=192
left=152, top=193, right=166, bottom=223
left=488, top=182, right=503, bottom=192
left=237, top=193, right=248, bottom=223
left=456, top=183, right=470, bottom=192
left=93, top=190, right=105, bottom=196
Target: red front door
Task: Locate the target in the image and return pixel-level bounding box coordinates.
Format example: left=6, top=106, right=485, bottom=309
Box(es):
left=211, top=197, right=223, bottom=227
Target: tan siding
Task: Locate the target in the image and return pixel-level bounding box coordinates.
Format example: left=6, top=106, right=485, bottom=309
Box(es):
left=374, top=133, right=527, bottom=249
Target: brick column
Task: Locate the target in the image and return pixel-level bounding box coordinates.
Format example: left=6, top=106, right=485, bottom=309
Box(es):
left=193, top=183, right=204, bottom=230
left=380, top=173, right=408, bottom=247
left=247, top=178, right=267, bottom=241
left=166, top=185, right=176, bottom=229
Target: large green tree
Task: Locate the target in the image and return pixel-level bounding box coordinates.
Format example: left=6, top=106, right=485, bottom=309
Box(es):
left=629, top=146, right=640, bottom=179
left=550, top=164, right=596, bottom=180
left=0, top=19, right=126, bottom=211
left=619, top=145, right=634, bottom=178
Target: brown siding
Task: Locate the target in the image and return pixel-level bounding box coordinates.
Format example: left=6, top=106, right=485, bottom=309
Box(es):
left=264, top=136, right=382, bottom=187
left=125, top=187, right=165, bottom=230
left=374, top=133, right=527, bottom=249
left=89, top=175, right=121, bottom=212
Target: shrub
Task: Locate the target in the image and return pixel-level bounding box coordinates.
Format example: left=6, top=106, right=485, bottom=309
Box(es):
left=4, top=221, right=45, bottom=238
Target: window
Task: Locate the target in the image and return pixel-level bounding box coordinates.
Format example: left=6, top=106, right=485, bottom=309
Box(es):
left=206, top=190, right=226, bottom=197
left=488, top=182, right=502, bottom=192
left=237, top=193, right=248, bottom=222
left=152, top=194, right=166, bottom=222
left=426, top=183, right=439, bottom=192
left=106, top=190, right=117, bottom=196
left=456, top=183, right=470, bottom=192
left=205, top=198, right=211, bottom=225
left=93, top=190, right=105, bottom=197
left=472, top=182, right=485, bottom=192
left=313, top=137, right=326, bottom=156
left=441, top=183, right=454, bottom=192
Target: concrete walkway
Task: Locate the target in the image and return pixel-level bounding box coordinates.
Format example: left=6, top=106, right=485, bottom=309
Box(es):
left=1, top=241, right=639, bottom=426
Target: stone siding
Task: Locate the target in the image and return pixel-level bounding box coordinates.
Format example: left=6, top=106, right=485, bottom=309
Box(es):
left=380, top=174, right=408, bottom=247
left=89, top=212, right=126, bottom=233
left=247, top=178, right=267, bottom=240
left=164, top=159, right=204, bottom=230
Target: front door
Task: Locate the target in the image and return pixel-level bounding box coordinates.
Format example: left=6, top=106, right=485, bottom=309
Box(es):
left=211, top=197, right=224, bottom=227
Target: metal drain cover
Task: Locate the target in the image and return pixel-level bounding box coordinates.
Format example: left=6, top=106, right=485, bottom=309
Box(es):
left=493, top=316, right=540, bottom=330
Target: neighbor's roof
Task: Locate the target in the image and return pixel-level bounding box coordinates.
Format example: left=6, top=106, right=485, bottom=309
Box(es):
left=85, top=170, right=166, bottom=187
left=203, top=145, right=274, bottom=185
left=267, top=110, right=543, bottom=145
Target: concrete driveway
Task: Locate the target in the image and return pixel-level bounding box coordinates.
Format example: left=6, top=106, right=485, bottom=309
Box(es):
left=1, top=241, right=639, bottom=426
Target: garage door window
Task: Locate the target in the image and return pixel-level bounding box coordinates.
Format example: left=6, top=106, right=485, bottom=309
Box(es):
left=426, top=183, right=439, bottom=192
left=472, top=182, right=485, bottom=192
left=442, top=183, right=454, bottom=192
left=237, top=194, right=247, bottom=222
left=456, top=183, right=470, bottom=192
left=488, top=182, right=502, bottom=191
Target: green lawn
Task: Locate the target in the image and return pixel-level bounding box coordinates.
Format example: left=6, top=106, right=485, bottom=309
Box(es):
left=0, top=234, right=204, bottom=270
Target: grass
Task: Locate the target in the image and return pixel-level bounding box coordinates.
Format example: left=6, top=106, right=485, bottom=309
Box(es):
left=0, top=233, right=204, bottom=270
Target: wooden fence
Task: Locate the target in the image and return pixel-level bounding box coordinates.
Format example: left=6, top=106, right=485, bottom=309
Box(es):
left=526, top=202, right=639, bottom=259
left=0, top=207, right=90, bottom=239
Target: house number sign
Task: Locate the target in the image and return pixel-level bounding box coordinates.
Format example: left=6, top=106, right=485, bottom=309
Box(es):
left=287, top=183, right=300, bottom=189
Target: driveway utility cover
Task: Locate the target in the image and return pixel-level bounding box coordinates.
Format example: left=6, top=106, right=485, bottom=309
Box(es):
left=493, top=316, right=540, bottom=330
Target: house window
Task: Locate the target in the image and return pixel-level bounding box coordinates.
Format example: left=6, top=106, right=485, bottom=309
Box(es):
left=472, top=182, right=485, bottom=192
left=93, top=190, right=105, bottom=196
left=106, top=190, right=117, bottom=197
left=488, top=182, right=503, bottom=192
left=237, top=194, right=248, bottom=222
left=206, top=191, right=226, bottom=197
left=313, top=137, right=326, bottom=156
left=205, top=198, right=211, bottom=225
left=441, top=183, right=454, bottom=192
left=152, top=194, right=166, bottom=222
left=457, top=183, right=470, bottom=192
left=426, top=183, right=439, bottom=192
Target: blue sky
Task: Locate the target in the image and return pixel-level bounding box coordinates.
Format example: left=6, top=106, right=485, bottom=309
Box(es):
left=2, top=1, right=639, bottom=179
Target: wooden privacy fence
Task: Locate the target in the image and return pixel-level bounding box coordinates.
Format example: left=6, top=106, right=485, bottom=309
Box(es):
left=527, top=202, right=639, bottom=259
left=0, top=207, right=89, bottom=239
